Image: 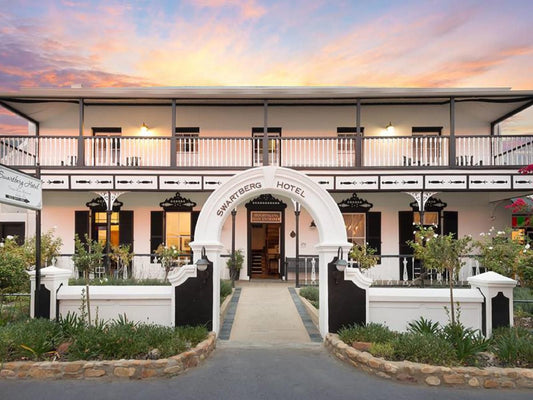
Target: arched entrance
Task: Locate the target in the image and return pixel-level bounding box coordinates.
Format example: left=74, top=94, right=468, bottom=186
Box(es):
left=190, top=166, right=351, bottom=337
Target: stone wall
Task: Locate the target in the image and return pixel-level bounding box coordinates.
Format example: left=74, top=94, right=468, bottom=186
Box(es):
left=0, top=332, right=216, bottom=380
left=325, top=334, right=533, bottom=389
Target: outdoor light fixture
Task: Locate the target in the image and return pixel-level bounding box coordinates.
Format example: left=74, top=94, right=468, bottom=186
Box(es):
left=335, top=247, right=348, bottom=272
left=196, top=247, right=209, bottom=272
left=385, top=122, right=394, bottom=134
left=141, top=122, right=149, bottom=133
left=309, top=220, right=316, bottom=229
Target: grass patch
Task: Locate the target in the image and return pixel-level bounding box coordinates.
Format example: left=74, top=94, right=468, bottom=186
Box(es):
left=0, top=314, right=208, bottom=362
left=299, top=286, right=319, bottom=309
left=338, top=323, right=397, bottom=344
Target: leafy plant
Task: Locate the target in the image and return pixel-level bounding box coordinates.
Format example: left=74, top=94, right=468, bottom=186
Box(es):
left=440, top=322, right=489, bottom=365
left=226, top=249, right=244, bottom=283
left=220, top=280, right=233, bottom=304
left=369, top=342, right=395, bottom=358
left=299, top=286, right=319, bottom=308
left=69, top=277, right=169, bottom=286
left=338, top=323, right=397, bottom=344
left=492, top=326, right=533, bottom=367
left=407, top=317, right=440, bottom=335
left=72, top=234, right=104, bottom=325
left=155, top=244, right=181, bottom=281
left=110, top=243, right=134, bottom=279
left=24, top=229, right=63, bottom=267
left=349, top=244, right=379, bottom=271
left=409, top=226, right=473, bottom=324
left=392, top=332, right=457, bottom=366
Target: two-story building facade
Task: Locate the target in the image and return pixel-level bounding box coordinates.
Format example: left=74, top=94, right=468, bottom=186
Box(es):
left=1, top=86, right=532, bottom=282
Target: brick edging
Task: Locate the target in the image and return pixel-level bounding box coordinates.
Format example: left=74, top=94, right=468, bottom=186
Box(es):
left=0, top=332, right=217, bottom=380
left=325, top=334, right=533, bottom=389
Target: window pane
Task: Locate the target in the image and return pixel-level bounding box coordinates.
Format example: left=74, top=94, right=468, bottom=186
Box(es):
left=166, top=212, right=191, bottom=252
left=343, top=213, right=365, bottom=243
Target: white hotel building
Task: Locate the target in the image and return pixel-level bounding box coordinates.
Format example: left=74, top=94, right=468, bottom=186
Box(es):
left=1, top=86, right=532, bottom=283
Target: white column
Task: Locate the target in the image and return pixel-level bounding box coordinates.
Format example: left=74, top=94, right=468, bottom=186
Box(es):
left=28, top=266, right=72, bottom=319
left=468, top=271, right=517, bottom=337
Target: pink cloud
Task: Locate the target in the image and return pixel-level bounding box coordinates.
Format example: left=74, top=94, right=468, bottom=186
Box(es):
left=192, top=0, right=266, bottom=19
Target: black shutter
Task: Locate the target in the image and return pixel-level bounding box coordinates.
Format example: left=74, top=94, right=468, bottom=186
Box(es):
left=398, top=211, right=414, bottom=255
left=150, top=211, right=164, bottom=257
left=366, top=212, right=381, bottom=262
left=74, top=211, right=89, bottom=244
left=191, top=211, right=200, bottom=241
left=119, top=211, right=134, bottom=249
left=443, top=211, right=458, bottom=238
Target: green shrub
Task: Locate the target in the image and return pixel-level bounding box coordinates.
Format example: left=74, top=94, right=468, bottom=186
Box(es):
left=0, top=318, right=64, bottom=361
left=68, top=278, right=169, bottom=286
left=299, top=286, right=319, bottom=308
left=369, top=342, right=395, bottom=358
left=220, top=280, right=233, bottom=303
left=0, top=295, right=30, bottom=326
left=440, top=322, right=490, bottom=365
left=0, top=253, right=29, bottom=294
left=338, top=323, right=397, bottom=344
left=492, top=326, right=533, bottom=367
left=514, top=287, right=533, bottom=315
left=407, top=317, right=440, bottom=335
left=392, top=332, right=457, bottom=366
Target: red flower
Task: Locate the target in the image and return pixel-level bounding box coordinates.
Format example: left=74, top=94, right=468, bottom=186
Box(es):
left=518, top=164, right=533, bottom=174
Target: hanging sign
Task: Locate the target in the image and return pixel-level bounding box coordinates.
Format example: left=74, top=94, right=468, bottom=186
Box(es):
left=0, top=164, right=42, bottom=210
left=250, top=211, right=282, bottom=224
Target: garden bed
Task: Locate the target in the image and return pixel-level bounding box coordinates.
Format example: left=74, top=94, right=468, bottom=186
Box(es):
left=0, top=316, right=214, bottom=380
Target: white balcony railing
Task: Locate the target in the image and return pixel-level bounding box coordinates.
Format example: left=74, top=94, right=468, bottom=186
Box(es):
left=363, top=136, right=449, bottom=167
left=1, top=134, right=532, bottom=169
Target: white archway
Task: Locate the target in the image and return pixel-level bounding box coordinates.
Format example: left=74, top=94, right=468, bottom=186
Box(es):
left=190, top=166, right=351, bottom=337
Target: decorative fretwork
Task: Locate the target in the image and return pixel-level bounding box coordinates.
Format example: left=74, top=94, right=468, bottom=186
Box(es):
left=245, top=194, right=287, bottom=211
left=337, top=193, right=373, bottom=213
left=86, top=194, right=124, bottom=212
left=159, top=192, right=197, bottom=211
left=409, top=196, right=447, bottom=212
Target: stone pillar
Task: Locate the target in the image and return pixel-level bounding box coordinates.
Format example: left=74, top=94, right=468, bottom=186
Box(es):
left=28, top=266, right=72, bottom=319
left=468, top=271, right=517, bottom=337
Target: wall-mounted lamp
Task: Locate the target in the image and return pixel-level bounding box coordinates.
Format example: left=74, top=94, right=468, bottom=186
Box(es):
left=309, top=220, right=316, bottom=229
left=196, top=247, right=209, bottom=272
left=385, top=122, right=394, bottom=135
left=335, top=247, right=348, bottom=272
left=141, top=122, right=149, bottom=134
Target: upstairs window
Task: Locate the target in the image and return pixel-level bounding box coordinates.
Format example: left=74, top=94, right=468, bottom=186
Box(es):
left=175, top=127, right=200, bottom=153
left=411, top=126, right=443, bottom=166
left=92, top=127, right=122, bottom=166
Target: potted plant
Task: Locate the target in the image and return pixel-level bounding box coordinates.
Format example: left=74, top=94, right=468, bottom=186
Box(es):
left=226, top=249, right=244, bottom=286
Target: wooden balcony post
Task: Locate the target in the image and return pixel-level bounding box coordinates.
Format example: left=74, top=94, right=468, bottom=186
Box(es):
left=171, top=99, right=177, bottom=167
left=449, top=96, right=456, bottom=167
left=77, top=98, right=84, bottom=167
left=263, top=100, right=269, bottom=166
left=356, top=99, right=362, bottom=167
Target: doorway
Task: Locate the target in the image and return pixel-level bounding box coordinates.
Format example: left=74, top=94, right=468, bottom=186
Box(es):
left=250, top=221, right=282, bottom=278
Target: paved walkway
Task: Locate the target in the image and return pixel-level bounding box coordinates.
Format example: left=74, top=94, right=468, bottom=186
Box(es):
left=224, top=280, right=317, bottom=344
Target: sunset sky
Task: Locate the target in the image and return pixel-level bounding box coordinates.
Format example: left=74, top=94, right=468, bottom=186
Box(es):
left=0, top=0, right=532, bottom=130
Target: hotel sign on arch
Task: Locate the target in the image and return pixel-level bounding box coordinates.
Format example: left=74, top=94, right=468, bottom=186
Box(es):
left=216, top=179, right=307, bottom=217
left=0, top=164, right=42, bottom=210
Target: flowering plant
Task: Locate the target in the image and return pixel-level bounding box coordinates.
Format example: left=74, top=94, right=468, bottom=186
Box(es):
left=476, top=227, right=533, bottom=287
left=155, top=244, right=181, bottom=281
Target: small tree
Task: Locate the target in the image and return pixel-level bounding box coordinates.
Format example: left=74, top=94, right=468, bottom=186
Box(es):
left=110, top=243, right=134, bottom=279
left=23, top=229, right=63, bottom=268
left=349, top=243, right=379, bottom=271
left=72, top=234, right=104, bottom=324
left=409, top=226, right=473, bottom=324
left=155, top=244, right=180, bottom=281
left=0, top=237, right=29, bottom=294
